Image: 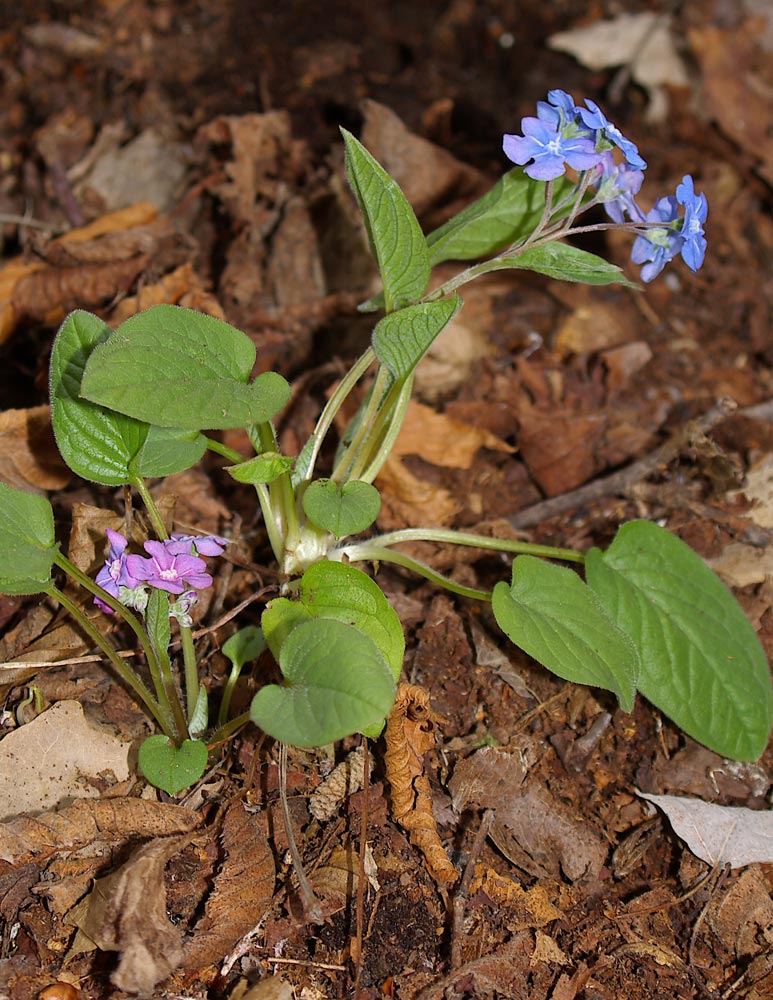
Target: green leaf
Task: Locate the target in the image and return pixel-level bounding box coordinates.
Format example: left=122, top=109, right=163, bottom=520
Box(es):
left=302, top=479, right=381, bottom=540
left=585, top=521, right=773, bottom=760
left=138, top=734, right=208, bottom=794
left=372, top=295, right=462, bottom=380
left=222, top=625, right=266, bottom=670
left=503, top=242, right=639, bottom=287
left=250, top=618, right=396, bottom=746
left=50, top=310, right=150, bottom=485
left=80, top=304, right=291, bottom=429
left=341, top=128, right=430, bottom=311
left=426, top=169, right=565, bottom=266
left=189, top=684, right=209, bottom=736
left=0, top=484, right=58, bottom=595
left=136, top=425, right=208, bottom=478
left=262, top=560, right=404, bottom=681
left=492, top=555, right=639, bottom=710
left=227, top=452, right=293, bottom=485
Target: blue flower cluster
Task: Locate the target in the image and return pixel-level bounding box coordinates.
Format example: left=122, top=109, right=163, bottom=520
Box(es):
left=503, top=90, right=707, bottom=282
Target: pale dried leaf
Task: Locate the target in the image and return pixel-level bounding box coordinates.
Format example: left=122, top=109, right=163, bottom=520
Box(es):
left=184, top=801, right=275, bottom=971
left=707, top=542, right=773, bottom=588
left=638, top=790, right=773, bottom=868
left=309, top=747, right=374, bottom=821
left=0, top=797, right=202, bottom=865
left=80, top=129, right=188, bottom=213
left=0, top=406, right=70, bottom=493
left=391, top=400, right=514, bottom=469
left=735, top=454, right=773, bottom=528
left=69, top=834, right=191, bottom=994
left=0, top=701, right=131, bottom=822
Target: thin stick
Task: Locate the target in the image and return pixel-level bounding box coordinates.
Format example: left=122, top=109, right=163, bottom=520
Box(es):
left=278, top=742, right=324, bottom=925
left=451, top=809, right=495, bottom=969
left=353, top=736, right=370, bottom=998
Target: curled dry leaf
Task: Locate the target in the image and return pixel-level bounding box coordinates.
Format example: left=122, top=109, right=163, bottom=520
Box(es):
left=0, top=405, right=70, bottom=493
left=469, top=863, right=564, bottom=930
left=68, top=833, right=194, bottom=995
left=184, top=801, right=275, bottom=971
left=384, top=682, right=458, bottom=885
left=0, top=796, right=201, bottom=865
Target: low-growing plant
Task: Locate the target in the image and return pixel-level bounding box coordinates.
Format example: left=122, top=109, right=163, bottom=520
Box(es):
left=1, top=89, right=770, bottom=793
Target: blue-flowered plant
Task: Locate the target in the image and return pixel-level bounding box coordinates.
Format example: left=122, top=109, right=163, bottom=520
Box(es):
left=0, top=90, right=767, bottom=795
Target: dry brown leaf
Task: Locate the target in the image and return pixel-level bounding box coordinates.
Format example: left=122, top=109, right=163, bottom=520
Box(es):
left=376, top=456, right=459, bottom=529
left=384, top=683, right=458, bottom=886
left=391, top=400, right=514, bottom=469
left=0, top=405, right=70, bottom=493
left=0, top=202, right=158, bottom=342
left=184, top=801, right=275, bottom=971
left=68, top=834, right=192, bottom=994
left=110, top=262, right=226, bottom=324
left=514, top=399, right=605, bottom=497
left=66, top=504, right=124, bottom=577
left=0, top=797, right=201, bottom=865
left=450, top=747, right=608, bottom=882
left=470, top=863, right=563, bottom=929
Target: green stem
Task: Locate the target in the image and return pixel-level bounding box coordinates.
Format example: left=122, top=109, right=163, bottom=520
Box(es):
left=179, top=625, right=199, bottom=721
left=333, top=544, right=492, bottom=601
left=204, top=437, right=247, bottom=464
left=131, top=475, right=168, bottom=540
left=337, top=527, right=585, bottom=564
left=53, top=551, right=185, bottom=741
left=304, top=347, right=377, bottom=482
left=350, top=374, right=414, bottom=484
left=47, top=584, right=173, bottom=736
left=209, top=710, right=251, bottom=748
left=331, top=363, right=391, bottom=484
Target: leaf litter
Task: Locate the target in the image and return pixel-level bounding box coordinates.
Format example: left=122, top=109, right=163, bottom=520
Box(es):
left=1, top=2, right=773, bottom=998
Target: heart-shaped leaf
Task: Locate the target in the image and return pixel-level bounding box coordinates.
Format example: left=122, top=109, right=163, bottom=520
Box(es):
left=138, top=734, right=209, bottom=794
left=262, top=560, right=404, bottom=681
left=81, top=304, right=290, bottom=430
left=492, top=555, right=639, bottom=711
left=586, top=520, right=773, bottom=760
left=302, top=479, right=381, bottom=540
left=0, top=483, right=58, bottom=595
left=250, top=618, right=396, bottom=747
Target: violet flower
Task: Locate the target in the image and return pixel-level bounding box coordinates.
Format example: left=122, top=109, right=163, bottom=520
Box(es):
left=167, top=532, right=229, bottom=557
left=94, top=529, right=146, bottom=614
left=126, top=540, right=213, bottom=595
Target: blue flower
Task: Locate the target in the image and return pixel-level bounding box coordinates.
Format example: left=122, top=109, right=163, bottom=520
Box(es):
left=536, top=89, right=580, bottom=128
left=631, top=195, right=683, bottom=282
left=593, top=151, right=646, bottom=223
left=676, top=175, right=708, bottom=272
left=578, top=99, right=647, bottom=171
left=503, top=116, right=601, bottom=181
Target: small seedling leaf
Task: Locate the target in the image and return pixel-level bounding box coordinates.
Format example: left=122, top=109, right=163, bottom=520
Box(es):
left=341, top=129, right=430, bottom=311
left=80, top=304, right=290, bottom=429
left=250, top=618, right=396, bottom=746
left=492, top=555, right=639, bottom=710
left=262, top=560, right=404, bottom=681
left=50, top=310, right=150, bottom=484
left=302, top=479, right=381, bottom=540
left=372, top=295, right=462, bottom=380
left=227, top=452, right=294, bottom=485
left=494, top=242, right=639, bottom=287
left=585, top=520, right=773, bottom=760
left=222, top=625, right=266, bottom=670
left=0, top=484, right=58, bottom=595
left=138, top=734, right=208, bottom=795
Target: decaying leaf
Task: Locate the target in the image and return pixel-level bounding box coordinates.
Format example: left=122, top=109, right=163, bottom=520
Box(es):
left=384, top=682, right=458, bottom=885
left=309, top=746, right=375, bottom=822
left=0, top=701, right=132, bottom=822
left=470, top=863, right=564, bottom=929
left=68, top=833, right=193, bottom=994
left=0, top=406, right=70, bottom=493
left=450, top=746, right=608, bottom=882
left=638, top=790, right=773, bottom=868
left=184, top=801, right=275, bottom=971
left=110, top=261, right=226, bottom=325
left=0, top=796, right=202, bottom=865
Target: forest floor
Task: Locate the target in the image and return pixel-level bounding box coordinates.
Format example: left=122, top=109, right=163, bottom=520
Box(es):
left=0, top=1, right=772, bottom=998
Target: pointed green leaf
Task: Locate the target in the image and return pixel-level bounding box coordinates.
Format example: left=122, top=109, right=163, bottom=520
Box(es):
left=427, top=170, right=572, bottom=265
left=227, top=452, right=293, bottom=485
left=80, top=304, right=290, bottom=429
left=302, top=479, right=381, bottom=540
left=585, top=521, right=773, bottom=760
left=138, top=735, right=208, bottom=794
left=0, top=484, right=57, bottom=594
left=50, top=310, right=150, bottom=484
left=145, top=587, right=171, bottom=663
left=492, top=555, right=639, bottom=710
left=250, top=618, right=396, bottom=746
left=372, top=295, right=462, bottom=380
left=262, top=560, right=404, bottom=681
left=495, top=242, right=639, bottom=287
left=341, top=128, right=430, bottom=311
